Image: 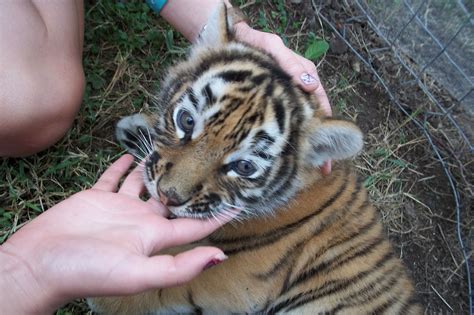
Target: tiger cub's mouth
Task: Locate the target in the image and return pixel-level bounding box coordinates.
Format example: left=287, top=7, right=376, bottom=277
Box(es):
left=162, top=201, right=234, bottom=221
left=143, top=169, right=232, bottom=220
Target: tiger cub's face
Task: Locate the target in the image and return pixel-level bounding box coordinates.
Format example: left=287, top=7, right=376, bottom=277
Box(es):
left=116, top=5, right=363, bottom=220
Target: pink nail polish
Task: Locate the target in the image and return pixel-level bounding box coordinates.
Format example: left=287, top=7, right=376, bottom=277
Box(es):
left=301, top=73, right=318, bottom=85
left=203, top=253, right=228, bottom=270
left=203, top=259, right=222, bottom=270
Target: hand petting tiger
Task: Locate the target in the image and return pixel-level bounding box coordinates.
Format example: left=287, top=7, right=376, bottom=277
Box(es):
left=89, top=3, right=421, bottom=314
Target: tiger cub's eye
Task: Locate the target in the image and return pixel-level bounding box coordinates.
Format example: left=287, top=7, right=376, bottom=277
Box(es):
left=233, top=160, right=257, bottom=177
left=177, top=109, right=195, bottom=133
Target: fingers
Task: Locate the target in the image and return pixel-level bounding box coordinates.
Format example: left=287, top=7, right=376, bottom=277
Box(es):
left=93, top=155, right=134, bottom=192
left=279, top=52, right=319, bottom=92
left=321, top=160, right=332, bottom=176
left=279, top=51, right=333, bottom=173
left=236, top=27, right=332, bottom=118
left=130, top=247, right=227, bottom=290
left=289, top=54, right=332, bottom=117
left=265, top=39, right=319, bottom=91
left=155, top=210, right=239, bottom=250
left=263, top=38, right=332, bottom=117
left=309, top=71, right=332, bottom=117
left=146, top=197, right=170, bottom=217
left=119, top=164, right=145, bottom=197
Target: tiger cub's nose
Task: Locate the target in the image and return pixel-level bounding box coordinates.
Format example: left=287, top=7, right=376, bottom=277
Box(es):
left=158, top=188, right=184, bottom=207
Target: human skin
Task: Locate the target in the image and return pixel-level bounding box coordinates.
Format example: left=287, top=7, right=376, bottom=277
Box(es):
left=0, top=155, right=234, bottom=314
left=0, top=0, right=85, bottom=157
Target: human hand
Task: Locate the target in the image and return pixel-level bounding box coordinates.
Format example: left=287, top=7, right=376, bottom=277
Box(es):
left=0, top=155, right=232, bottom=314
left=234, top=23, right=332, bottom=175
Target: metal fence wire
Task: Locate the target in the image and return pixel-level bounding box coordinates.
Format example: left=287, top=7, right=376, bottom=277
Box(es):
left=311, top=0, right=472, bottom=312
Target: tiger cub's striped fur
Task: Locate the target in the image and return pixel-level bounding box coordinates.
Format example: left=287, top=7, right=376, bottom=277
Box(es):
left=90, top=4, right=421, bottom=314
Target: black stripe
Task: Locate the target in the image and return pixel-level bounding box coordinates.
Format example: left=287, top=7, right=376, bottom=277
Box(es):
left=211, top=177, right=347, bottom=247
left=272, top=99, right=286, bottom=132
left=262, top=155, right=295, bottom=199
left=208, top=95, right=247, bottom=130
left=328, top=266, right=402, bottom=313
left=218, top=70, right=253, bottom=82
left=216, top=187, right=350, bottom=255
left=251, top=73, right=268, bottom=85
left=291, top=183, right=366, bottom=272
left=269, top=250, right=394, bottom=313
left=254, top=130, right=275, bottom=146
left=124, top=130, right=138, bottom=142
left=253, top=189, right=359, bottom=280
left=188, top=88, right=199, bottom=109
left=285, top=235, right=386, bottom=293
left=284, top=206, right=375, bottom=280
left=277, top=182, right=366, bottom=294
left=237, top=85, right=255, bottom=93
left=149, top=163, right=155, bottom=179
left=159, top=47, right=293, bottom=112
left=369, top=297, right=397, bottom=314
left=224, top=104, right=255, bottom=140
left=254, top=241, right=304, bottom=281
left=187, top=290, right=203, bottom=315
left=255, top=150, right=273, bottom=160
left=202, top=83, right=216, bottom=106
left=122, top=140, right=139, bottom=152
left=196, top=50, right=291, bottom=85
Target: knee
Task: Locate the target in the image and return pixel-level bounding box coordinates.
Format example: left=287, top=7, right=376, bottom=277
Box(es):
left=0, top=60, right=85, bottom=157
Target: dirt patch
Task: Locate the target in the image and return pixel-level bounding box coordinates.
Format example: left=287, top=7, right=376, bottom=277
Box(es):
left=245, top=1, right=473, bottom=313
left=296, top=1, right=473, bottom=313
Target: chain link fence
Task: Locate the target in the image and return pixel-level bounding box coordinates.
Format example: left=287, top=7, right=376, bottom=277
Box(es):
left=312, top=0, right=472, bottom=312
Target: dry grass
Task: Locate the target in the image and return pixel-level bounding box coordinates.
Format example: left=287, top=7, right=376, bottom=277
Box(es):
left=310, top=1, right=472, bottom=313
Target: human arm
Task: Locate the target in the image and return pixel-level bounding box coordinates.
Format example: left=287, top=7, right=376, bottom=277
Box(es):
left=0, top=155, right=230, bottom=314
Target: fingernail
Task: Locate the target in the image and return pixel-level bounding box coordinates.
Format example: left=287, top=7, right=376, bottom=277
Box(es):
left=203, top=253, right=228, bottom=270
left=301, top=73, right=318, bottom=85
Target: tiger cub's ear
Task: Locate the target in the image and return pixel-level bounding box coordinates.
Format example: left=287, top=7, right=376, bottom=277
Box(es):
left=305, top=119, right=364, bottom=167
left=195, top=2, right=232, bottom=47
left=115, top=114, right=155, bottom=159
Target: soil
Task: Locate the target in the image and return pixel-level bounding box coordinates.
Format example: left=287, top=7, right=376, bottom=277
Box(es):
left=341, top=72, right=469, bottom=313
left=254, top=1, right=473, bottom=313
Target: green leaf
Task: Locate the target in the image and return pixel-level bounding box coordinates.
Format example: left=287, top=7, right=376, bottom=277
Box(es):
left=24, top=202, right=43, bottom=213
left=304, top=39, right=329, bottom=61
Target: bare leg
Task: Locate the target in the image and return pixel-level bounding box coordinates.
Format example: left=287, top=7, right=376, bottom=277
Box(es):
left=0, top=0, right=85, bottom=157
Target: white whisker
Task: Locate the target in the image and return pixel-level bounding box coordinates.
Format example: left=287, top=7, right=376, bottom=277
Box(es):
left=145, top=126, right=154, bottom=151
left=137, top=129, right=153, bottom=155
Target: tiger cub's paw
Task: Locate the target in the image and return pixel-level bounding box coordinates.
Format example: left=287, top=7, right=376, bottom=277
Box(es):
left=115, top=113, right=155, bottom=159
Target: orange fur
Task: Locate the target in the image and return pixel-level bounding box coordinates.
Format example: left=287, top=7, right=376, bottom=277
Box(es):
left=91, top=165, right=421, bottom=314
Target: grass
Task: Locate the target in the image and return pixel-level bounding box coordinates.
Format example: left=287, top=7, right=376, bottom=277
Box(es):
left=1, top=3, right=185, bottom=312
left=0, top=1, right=186, bottom=228
left=0, top=0, right=471, bottom=314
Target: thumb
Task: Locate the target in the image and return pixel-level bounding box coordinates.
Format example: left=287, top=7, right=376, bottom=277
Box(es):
left=131, top=247, right=228, bottom=291
left=276, top=52, right=320, bottom=92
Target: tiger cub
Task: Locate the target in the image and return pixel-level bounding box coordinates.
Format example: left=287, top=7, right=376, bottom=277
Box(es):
left=90, top=3, right=421, bottom=314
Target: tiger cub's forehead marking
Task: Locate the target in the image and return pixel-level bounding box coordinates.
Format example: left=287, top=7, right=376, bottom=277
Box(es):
left=173, top=62, right=268, bottom=140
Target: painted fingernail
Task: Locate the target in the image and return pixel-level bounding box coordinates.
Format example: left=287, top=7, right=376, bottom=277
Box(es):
left=203, top=253, right=228, bottom=270
left=301, top=73, right=318, bottom=85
